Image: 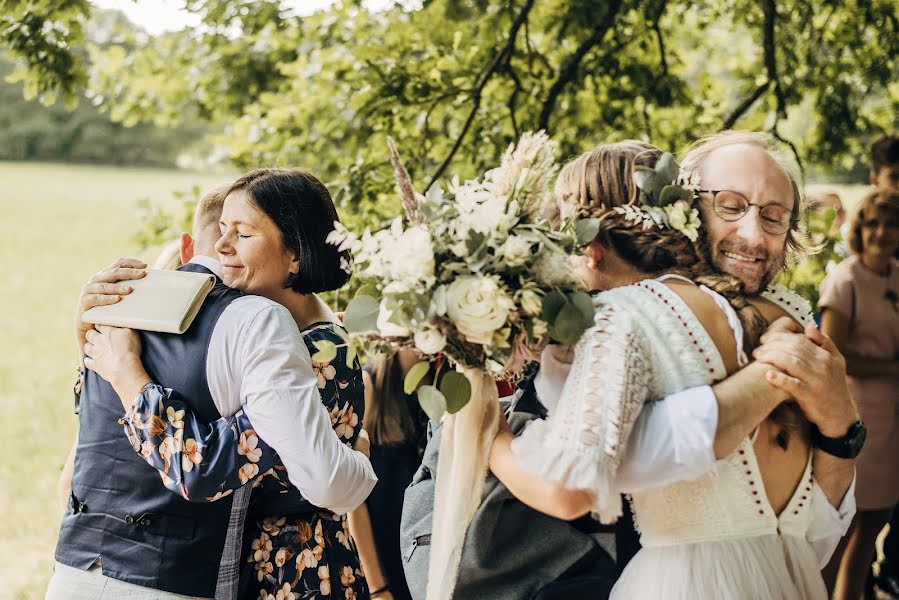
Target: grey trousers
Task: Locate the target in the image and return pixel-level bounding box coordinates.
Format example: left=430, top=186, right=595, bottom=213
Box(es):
left=45, top=562, right=212, bottom=600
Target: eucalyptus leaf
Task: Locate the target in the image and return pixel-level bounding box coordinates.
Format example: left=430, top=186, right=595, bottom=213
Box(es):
left=575, top=217, right=601, bottom=245
left=658, top=184, right=691, bottom=207
left=311, top=339, right=338, bottom=363
left=541, top=290, right=567, bottom=323
left=655, top=152, right=680, bottom=183
left=551, top=302, right=590, bottom=344
left=355, top=284, right=378, bottom=299
left=632, top=166, right=661, bottom=199
left=439, top=370, right=472, bottom=414
left=403, top=361, right=431, bottom=394
left=567, top=291, right=595, bottom=328
left=343, top=294, right=380, bottom=333
left=418, top=385, right=448, bottom=421
left=345, top=341, right=358, bottom=369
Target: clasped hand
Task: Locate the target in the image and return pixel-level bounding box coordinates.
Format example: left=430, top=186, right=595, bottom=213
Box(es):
left=752, top=317, right=859, bottom=438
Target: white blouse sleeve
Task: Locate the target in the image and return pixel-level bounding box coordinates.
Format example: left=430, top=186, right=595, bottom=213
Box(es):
left=616, top=385, right=719, bottom=493
left=807, top=471, right=857, bottom=568
left=511, top=304, right=652, bottom=523
left=238, top=304, right=377, bottom=515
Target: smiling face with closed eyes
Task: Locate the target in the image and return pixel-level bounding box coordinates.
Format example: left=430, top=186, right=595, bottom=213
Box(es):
left=696, top=144, right=795, bottom=294
left=214, top=189, right=299, bottom=298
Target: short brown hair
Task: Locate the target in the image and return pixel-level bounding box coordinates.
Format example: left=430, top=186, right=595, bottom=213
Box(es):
left=227, top=168, right=351, bottom=294
left=193, top=183, right=230, bottom=236
left=847, top=188, right=899, bottom=255
left=871, top=134, right=899, bottom=173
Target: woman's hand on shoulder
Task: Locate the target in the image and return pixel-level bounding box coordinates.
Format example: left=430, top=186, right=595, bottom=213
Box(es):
left=76, top=258, right=147, bottom=350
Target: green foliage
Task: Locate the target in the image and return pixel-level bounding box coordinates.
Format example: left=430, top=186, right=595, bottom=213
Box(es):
left=61, top=0, right=893, bottom=234
left=403, top=360, right=431, bottom=394
left=133, top=185, right=204, bottom=250
left=776, top=207, right=844, bottom=312
left=1, top=0, right=90, bottom=106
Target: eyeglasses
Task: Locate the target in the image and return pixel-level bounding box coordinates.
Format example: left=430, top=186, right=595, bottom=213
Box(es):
left=697, top=189, right=795, bottom=235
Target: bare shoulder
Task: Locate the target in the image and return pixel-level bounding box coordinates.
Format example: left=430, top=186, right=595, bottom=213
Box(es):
left=747, top=296, right=793, bottom=326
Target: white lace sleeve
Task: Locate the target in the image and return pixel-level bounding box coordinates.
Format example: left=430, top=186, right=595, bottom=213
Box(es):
left=511, top=303, right=652, bottom=523
left=761, top=284, right=815, bottom=327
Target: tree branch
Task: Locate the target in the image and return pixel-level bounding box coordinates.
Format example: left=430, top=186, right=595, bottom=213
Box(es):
left=425, top=0, right=535, bottom=192
left=771, top=125, right=804, bottom=174
left=762, top=0, right=786, bottom=119
left=652, top=0, right=669, bottom=78
left=721, top=80, right=772, bottom=129
left=537, top=1, right=624, bottom=132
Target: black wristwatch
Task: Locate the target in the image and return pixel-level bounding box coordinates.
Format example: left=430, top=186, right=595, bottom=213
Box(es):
left=812, top=420, right=867, bottom=459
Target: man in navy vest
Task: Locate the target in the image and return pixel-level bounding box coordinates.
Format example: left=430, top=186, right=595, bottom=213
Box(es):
left=47, top=186, right=377, bottom=599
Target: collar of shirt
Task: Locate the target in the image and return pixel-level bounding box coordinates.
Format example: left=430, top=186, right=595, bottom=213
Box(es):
left=189, top=255, right=223, bottom=280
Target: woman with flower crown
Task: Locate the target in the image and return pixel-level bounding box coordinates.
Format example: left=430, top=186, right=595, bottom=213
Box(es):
left=488, top=141, right=831, bottom=598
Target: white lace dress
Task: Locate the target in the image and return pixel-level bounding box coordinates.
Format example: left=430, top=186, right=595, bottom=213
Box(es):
left=512, top=279, right=827, bottom=599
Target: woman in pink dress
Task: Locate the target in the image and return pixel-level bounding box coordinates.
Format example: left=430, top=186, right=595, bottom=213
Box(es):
left=819, top=188, right=899, bottom=600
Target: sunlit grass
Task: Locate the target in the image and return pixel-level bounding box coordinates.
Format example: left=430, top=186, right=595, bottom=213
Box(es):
left=0, top=161, right=227, bottom=599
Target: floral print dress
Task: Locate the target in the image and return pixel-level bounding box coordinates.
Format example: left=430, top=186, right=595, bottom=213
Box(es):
left=120, top=321, right=369, bottom=600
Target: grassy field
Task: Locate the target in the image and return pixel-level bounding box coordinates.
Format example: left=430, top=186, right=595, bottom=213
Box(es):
left=0, top=161, right=871, bottom=599
left=0, top=162, right=228, bottom=599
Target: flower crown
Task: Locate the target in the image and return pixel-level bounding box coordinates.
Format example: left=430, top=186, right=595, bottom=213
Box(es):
left=575, top=152, right=702, bottom=245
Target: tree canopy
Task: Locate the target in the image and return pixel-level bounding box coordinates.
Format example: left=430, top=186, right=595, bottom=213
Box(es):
left=3, top=0, right=897, bottom=225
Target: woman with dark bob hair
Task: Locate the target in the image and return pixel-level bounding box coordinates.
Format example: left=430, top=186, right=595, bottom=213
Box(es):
left=84, top=168, right=374, bottom=599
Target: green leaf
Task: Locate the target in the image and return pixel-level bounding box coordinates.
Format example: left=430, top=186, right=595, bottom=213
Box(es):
left=551, top=302, right=590, bottom=345
left=658, top=184, right=692, bottom=207
left=575, top=217, right=601, bottom=245
left=403, top=360, right=431, bottom=394
left=311, top=339, right=338, bottom=363
left=655, top=152, right=680, bottom=183
left=345, top=341, right=358, bottom=369
left=417, top=385, right=448, bottom=421
left=355, top=284, right=378, bottom=299
left=632, top=166, right=661, bottom=199
left=439, top=370, right=472, bottom=414
left=342, top=295, right=380, bottom=333
left=567, top=291, right=595, bottom=327
left=541, top=290, right=567, bottom=323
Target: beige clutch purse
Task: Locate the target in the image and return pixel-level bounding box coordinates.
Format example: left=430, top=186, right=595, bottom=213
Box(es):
left=82, top=268, right=216, bottom=334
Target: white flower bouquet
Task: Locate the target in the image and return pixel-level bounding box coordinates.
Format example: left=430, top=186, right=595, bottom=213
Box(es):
left=326, top=131, right=594, bottom=419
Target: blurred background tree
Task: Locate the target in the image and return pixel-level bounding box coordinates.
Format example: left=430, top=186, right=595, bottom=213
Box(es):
left=2, top=0, right=897, bottom=297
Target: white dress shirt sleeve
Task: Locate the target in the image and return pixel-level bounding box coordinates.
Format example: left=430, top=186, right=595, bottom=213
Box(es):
left=615, top=386, right=720, bottom=493
left=218, top=300, right=377, bottom=515
left=807, top=471, right=857, bottom=567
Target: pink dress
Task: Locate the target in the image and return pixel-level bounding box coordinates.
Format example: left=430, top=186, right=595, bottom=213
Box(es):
left=819, top=256, right=899, bottom=510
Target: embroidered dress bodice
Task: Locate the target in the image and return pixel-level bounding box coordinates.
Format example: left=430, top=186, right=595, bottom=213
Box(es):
left=513, top=277, right=826, bottom=599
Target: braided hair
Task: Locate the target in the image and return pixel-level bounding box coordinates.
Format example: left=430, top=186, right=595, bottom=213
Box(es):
left=556, top=141, right=797, bottom=446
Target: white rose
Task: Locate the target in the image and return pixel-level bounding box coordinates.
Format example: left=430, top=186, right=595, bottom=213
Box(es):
left=414, top=328, right=447, bottom=355
left=497, top=235, right=532, bottom=267
left=445, top=276, right=515, bottom=345
left=377, top=300, right=410, bottom=337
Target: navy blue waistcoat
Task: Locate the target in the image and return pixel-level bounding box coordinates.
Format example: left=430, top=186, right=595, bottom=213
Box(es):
left=55, top=263, right=242, bottom=597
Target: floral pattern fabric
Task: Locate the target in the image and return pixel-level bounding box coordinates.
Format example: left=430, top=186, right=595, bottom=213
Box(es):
left=121, top=321, right=369, bottom=599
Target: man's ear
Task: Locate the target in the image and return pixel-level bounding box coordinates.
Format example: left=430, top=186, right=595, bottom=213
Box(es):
left=180, top=232, right=194, bottom=264
left=870, top=168, right=879, bottom=187
left=288, top=254, right=300, bottom=276
left=585, top=241, right=605, bottom=269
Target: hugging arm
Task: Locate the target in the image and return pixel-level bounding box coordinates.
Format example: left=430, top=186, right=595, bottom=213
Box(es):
left=122, top=384, right=283, bottom=501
